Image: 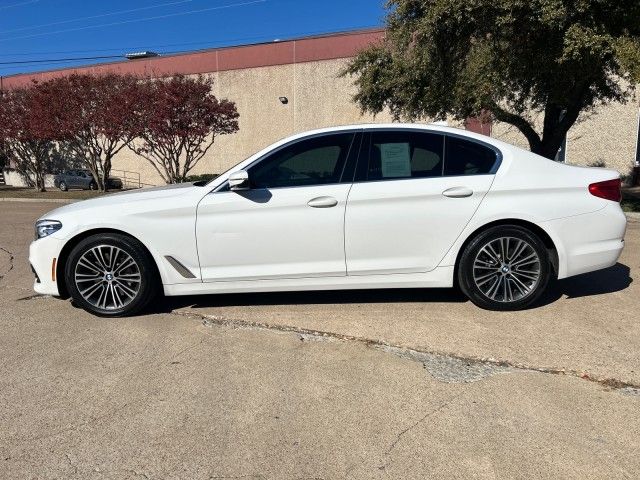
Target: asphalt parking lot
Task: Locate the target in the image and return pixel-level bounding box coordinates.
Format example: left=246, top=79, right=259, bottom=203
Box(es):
left=1, top=201, right=639, bottom=479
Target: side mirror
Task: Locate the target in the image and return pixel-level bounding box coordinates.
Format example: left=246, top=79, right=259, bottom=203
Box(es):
left=229, top=170, right=250, bottom=191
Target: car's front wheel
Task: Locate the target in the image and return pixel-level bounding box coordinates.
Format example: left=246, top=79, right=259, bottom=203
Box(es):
left=458, top=226, right=551, bottom=311
left=59, top=181, right=68, bottom=191
left=65, top=233, right=159, bottom=317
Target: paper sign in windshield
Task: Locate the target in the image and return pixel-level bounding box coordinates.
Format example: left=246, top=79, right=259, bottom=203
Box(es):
left=380, top=143, right=411, bottom=178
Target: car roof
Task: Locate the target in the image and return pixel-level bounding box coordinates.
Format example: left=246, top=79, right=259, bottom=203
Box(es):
left=284, top=123, right=515, bottom=153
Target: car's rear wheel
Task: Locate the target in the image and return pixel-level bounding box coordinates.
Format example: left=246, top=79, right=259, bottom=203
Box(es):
left=65, top=233, right=159, bottom=317
left=89, top=181, right=97, bottom=190
left=59, top=181, right=68, bottom=191
left=458, top=226, right=551, bottom=311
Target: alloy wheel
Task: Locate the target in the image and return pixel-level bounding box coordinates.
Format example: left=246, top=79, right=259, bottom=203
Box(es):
left=74, top=245, right=142, bottom=310
left=472, top=236, right=541, bottom=303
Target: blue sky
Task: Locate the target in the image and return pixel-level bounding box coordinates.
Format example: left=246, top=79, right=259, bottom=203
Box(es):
left=0, top=0, right=385, bottom=76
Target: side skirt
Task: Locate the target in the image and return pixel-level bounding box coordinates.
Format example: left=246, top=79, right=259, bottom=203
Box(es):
left=163, top=266, right=455, bottom=296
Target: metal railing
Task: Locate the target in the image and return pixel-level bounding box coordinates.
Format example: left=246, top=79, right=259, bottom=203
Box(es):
left=110, top=169, right=141, bottom=189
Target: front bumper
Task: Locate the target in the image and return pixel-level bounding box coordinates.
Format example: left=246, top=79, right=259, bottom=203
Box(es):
left=29, top=235, right=64, bottom=296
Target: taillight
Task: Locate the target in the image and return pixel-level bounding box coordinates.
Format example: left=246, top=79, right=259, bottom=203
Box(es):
left=588, top=178, right=621, bottom=202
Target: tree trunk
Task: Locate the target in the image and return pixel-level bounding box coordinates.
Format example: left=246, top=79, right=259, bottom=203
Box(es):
left=34, top=169, right=46, bottom=192
left=531, top=137, right=564, bottom=160
left=102, top=156, right=112, bottom=192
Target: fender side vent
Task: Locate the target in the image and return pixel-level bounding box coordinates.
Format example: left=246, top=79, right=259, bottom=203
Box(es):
left=165, top=256, right=197, bottom=279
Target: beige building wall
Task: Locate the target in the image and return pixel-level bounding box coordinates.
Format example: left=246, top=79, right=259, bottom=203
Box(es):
left=112, top=58, right=640, bottom=186
left=492, top=99, right=639, bottom=178
left=112, top=58, right=397, bottom=186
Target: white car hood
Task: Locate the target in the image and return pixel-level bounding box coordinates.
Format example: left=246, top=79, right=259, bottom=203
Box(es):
left=40, top=183, right=203, bottom=221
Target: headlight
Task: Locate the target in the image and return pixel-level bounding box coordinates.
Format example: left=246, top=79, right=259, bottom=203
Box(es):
left=35, top=219, right=62, bottom=239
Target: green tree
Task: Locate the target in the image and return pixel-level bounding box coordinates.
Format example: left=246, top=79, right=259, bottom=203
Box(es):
left=344, top=0, right=640, bottom=159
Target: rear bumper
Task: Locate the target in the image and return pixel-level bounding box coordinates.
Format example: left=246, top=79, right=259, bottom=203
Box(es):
left=543, top=203, right=627, bottom=279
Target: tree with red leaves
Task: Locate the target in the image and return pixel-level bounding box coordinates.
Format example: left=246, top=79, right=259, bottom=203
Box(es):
left=130, top=75, right=239, bottom=184
left=33, top=73, right=141, bottom=191
left=0, top=87, right=53, bottom=191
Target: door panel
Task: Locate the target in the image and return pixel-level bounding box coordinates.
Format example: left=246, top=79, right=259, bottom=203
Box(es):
left=345, top=176, right=494, bottom=275
left=196, top=184, right=352, bottom=281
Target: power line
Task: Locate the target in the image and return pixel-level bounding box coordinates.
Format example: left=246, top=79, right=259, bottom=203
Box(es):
left=0, top=0, right=194, bottom=35
left=0, top=0, right=38, bottom=11
left=0, top=0, right=268, bottom=43
left=0, top=25, right=381, bottom=63
left=0, top=55, right=123, bottom=66
left=0, top=25, right=382, bottom=74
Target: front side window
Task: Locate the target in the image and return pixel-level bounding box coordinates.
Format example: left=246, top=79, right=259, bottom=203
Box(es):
left=249, top=133, right=355, bottom=189
left=363, top=131, right=445, bottom=181
left=444, top=136, right=498, bottom=176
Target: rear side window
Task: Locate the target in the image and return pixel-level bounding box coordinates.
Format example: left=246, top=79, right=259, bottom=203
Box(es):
left=363, top=131, right=444, bottom=180
left=444, top=136, right=498, bottom=176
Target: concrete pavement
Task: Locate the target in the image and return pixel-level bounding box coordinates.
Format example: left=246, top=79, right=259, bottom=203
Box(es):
left=1, top=202, right=638, bottom=479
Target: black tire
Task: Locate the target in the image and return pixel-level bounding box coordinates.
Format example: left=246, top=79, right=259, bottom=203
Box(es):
left=59, top=181, right=68, bottom=192
left=64, top=233, right=159, bottom=317
left=457, top=225, right=551, bottom=311
left=89, top=181, right=97, bottom=191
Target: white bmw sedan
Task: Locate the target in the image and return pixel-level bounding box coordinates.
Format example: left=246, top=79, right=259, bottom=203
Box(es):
left=30, top=124, right=626, bottom=316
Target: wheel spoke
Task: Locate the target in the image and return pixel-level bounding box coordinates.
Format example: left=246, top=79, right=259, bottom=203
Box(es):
left=484, top=243, right=502, bottom=263
left=112, top=284, right=124, bottom=308
left=91, top=247, right=109, bottom=271
left=510, top=273, right=533, bottom=294
left=513, top=271, right=539, bottom=282
left=114, top=280, right=137, bottom=297
left=506, top=277, right=514, bottom=302
left=510, top=240, right=526, bottom=262
left=80, top=281, right=103, bottom=297
left=511, top=253, right=538, bottom=267
left=486, top=276, right=502, bottom=300
left=500, top=237, right=509, bottom=263
left=115, top=258, right=136, bottom=274
left=78, top=258, right=102, bottom=274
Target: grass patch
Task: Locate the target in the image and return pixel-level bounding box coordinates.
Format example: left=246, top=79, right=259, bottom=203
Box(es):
left=622, top=189, right=640, bottom=213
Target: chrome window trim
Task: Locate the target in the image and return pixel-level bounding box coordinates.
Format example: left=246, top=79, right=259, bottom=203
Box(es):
left=211, top=126, right=503, bottom=193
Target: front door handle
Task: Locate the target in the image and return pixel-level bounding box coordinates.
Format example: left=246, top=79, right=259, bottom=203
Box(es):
left=308, top=196, right=338, bottom=208
left=442, top=187, right=473, bottom=198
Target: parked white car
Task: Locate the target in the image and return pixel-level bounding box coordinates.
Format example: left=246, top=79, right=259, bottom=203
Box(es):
left=30, top=124, right=626, bottom=316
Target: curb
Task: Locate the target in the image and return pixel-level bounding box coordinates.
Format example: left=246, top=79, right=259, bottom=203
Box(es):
left=0, top=197, right=78, bottom=204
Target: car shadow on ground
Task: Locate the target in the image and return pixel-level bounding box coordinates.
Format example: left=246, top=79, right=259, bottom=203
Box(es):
left=158, top=287, right=468, bottom=312
left=536, top=262, right=632, bottom=307
left=156, top=263, right=632, bottom=312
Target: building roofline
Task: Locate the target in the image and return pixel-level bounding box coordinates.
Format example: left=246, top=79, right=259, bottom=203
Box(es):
left=0, top=27, right=385, bottom=89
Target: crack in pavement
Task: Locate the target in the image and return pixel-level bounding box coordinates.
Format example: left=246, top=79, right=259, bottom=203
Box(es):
left=170, top=309, right=640, bottom=393
left=0, top=246, right=15, bottom=285
left=379, top=392, right=465, bottom=471
left=64, top=453, right=78, bottom=476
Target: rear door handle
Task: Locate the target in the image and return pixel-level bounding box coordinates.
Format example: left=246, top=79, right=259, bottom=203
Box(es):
left=442, top=187, right=473, bottom=198
left=308, top=196, right=338, bottom=208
